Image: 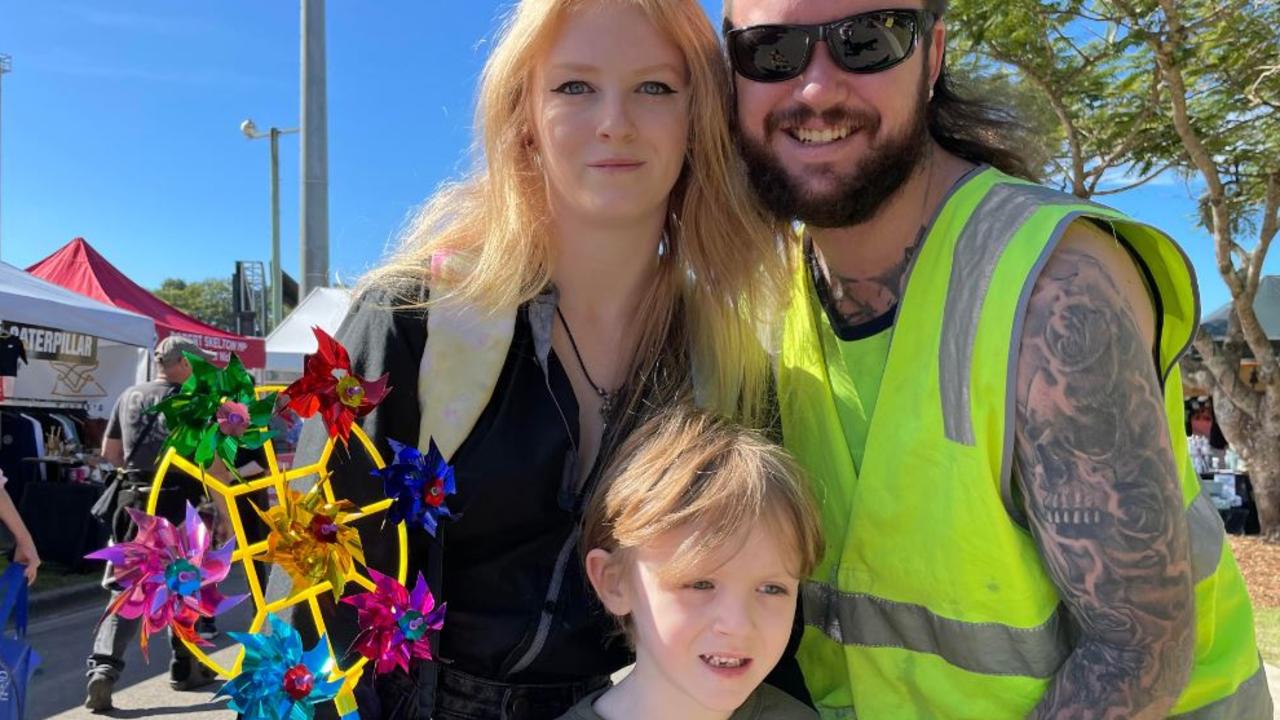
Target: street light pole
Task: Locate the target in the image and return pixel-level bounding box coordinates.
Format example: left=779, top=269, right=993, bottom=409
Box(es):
left=0, top=54, right=12, bottom=261
left=300, top=0, right=330, bottom=298
left=240, top=119, right=298, bottom=331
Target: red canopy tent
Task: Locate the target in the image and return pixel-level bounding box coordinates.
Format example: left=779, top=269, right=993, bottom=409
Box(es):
left=26, top=237, right=266, bottom=368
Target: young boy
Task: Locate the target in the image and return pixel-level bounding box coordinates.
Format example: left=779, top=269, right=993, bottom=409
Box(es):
left=563, top=407, right=822, bottom=720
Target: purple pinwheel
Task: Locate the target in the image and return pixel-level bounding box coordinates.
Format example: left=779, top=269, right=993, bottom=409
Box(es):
left=373, top=438, right=457, bottom=536
left=87, top=503, right=246, bottom=659
left=342, top=570, right=445, bottom=674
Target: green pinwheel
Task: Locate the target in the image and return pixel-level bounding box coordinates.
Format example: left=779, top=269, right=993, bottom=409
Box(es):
left=149, top=351, right=278, bottom=475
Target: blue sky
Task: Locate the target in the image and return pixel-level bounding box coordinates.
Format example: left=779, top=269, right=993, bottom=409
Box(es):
left=0, top=1, right=1273, bottom=317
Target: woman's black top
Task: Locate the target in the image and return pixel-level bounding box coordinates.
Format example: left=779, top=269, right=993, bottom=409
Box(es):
left=284, top=287, right=631, bottom=717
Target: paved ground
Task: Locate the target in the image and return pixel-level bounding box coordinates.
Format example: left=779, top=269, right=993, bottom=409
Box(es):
left=25, top=569, right=1280, bottom=719
left=31, top=570, right=252, bottom=720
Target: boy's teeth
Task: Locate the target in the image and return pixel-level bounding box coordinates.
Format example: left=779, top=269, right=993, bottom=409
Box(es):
left=703, top=655, right=746, bottom=668
left=794, top=126, right=851, bottom=144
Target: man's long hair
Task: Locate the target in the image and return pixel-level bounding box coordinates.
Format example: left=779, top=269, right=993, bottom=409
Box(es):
left=923, top=0, right=1038, bottom=180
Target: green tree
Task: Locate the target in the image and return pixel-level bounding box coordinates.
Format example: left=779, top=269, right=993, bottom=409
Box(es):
left=950, top=0, right=1280, bottom=535
left=153, top=277, right=237, bottom=333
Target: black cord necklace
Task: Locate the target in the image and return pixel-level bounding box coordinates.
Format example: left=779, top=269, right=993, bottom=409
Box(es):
left=555, top=305, right=618, bottom=420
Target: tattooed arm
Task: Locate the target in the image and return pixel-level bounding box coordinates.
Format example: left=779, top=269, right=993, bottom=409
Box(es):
left=1014, top=223, right=1194, bottom=720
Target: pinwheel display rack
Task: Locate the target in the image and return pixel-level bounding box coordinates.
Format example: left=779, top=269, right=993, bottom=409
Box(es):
left=143, top=397, right=406, bottom=718
left=108, top=329, right=421, bottom=720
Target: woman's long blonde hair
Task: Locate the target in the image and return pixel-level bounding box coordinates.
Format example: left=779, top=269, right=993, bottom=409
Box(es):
left=361, top=0, right=786, bottom=423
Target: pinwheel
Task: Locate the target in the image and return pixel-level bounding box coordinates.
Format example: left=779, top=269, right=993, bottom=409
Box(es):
left=342, top=569, right=445, bottom=674
left=86, top=503, right=245, bottom=659
left=282, top=327, right=389, bottom=444
left=255, top=476, right=365, bottom=599
left=374, top=438, right=456, bottom=537
left=217, top=614, right=344, bottom=720
left=149, top=352, right=277, bottom=474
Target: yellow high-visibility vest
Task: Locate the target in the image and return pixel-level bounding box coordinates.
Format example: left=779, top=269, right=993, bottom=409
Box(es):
left=779, top=167, right=1269, bottom=719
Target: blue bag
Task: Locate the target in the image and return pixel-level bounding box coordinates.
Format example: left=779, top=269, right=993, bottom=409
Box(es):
left=0, top=564, right=39, bottom=720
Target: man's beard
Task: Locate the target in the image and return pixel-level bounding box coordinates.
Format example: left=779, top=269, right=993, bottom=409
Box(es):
left=736, top=89, right=931, bottom=229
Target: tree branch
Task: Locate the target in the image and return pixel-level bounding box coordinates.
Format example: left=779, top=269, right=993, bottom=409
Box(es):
left=1247, top=172, right=1279, bottom=297
left=1091, top=162, right=1177, bottom=196
left=1123, top=0, right=1280, bottom=382
left=1247, top=64, right=1280, bottom=111
left=985, top=49, right=1090, bottom=197
left=1191, top=329, right=1261, bottom=420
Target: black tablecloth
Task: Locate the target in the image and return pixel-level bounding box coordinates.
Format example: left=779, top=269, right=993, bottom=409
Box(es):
left=17, top=481, right=103, bottom=571
left=1201, top=472, right=1262, bottom=535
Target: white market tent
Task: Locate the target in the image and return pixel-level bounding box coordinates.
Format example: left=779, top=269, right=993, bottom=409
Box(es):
left=1, top=260, right=155, bottom=348
left=0, top=261, right=156, bottom=416
left=264, top=287, right=353, bottom=376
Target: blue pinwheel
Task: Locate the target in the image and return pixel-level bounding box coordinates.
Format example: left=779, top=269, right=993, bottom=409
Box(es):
left=373, top=438, right=457, bottom=536
left=217, top=614, right=343, bottom=720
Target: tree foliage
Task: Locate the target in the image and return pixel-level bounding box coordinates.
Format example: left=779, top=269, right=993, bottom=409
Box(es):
left=949, top=0, right=1280, bottom=534
left=153, top=277, right=236, bottom=333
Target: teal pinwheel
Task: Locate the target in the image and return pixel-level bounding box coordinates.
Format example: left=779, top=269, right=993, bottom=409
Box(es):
left=149, top=351, right=277, bottom=474
left=217, top=614, right=343, bottom=720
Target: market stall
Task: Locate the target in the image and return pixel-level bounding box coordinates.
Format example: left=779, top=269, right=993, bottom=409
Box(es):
left=1, top=261, right=157, bottom=566
left=0, top=260, right=155, bottom=417
left=263, top=286, right=351, bottom=381
left=27, top=237, right=266, bottom=368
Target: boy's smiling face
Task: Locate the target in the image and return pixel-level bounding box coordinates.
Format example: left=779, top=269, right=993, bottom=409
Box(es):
left=603, top=522, right=801, bottom=715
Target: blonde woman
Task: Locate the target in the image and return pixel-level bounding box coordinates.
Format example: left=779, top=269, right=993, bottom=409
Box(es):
left=282, top=1, right=787, bottom=718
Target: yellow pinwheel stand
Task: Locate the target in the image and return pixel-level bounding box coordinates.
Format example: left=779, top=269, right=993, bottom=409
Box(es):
left=145, top=385, right=407, bottom=719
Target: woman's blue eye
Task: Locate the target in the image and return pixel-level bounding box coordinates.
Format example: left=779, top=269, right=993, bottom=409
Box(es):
left=688, top=580, right=714, bottom=591
left=638, top=81, right=675, bottom=95
left=760, top=584, right=790, bottom=596
left=553, top=81, right=593, bottom=95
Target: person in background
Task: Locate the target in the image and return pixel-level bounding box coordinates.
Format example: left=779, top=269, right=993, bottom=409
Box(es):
left=0, top=468, right=39, bottom=584
left=84, top=336, right=221, bottom=713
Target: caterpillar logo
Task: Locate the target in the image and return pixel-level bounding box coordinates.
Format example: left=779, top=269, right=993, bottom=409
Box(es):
left=1, top=321, right=98, bottom=364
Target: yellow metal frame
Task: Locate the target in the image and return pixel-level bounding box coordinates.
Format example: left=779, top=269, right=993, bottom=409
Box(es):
left=144, top=385, right=407, bottom=717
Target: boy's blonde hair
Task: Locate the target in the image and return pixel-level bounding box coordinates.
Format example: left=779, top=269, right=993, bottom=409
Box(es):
left=360, top=0, right=788, bottom=425
left=583, top=406, right=824, bottom=587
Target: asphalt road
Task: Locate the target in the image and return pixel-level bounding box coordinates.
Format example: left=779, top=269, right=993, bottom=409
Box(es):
left=29, top=570, right=253, bottom=720
left=24, top=572, right=1280, bottom=719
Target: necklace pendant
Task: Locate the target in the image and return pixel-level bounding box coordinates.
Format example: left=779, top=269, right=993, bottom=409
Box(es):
left=599, top=392, right=615, bottom=420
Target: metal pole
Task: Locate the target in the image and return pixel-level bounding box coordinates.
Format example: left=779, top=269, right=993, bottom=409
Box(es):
left=270, top=128, right=283, bottom=330
left=299, top=0, right=330, bottom=298
left=0, top=54, right=11, bottom=261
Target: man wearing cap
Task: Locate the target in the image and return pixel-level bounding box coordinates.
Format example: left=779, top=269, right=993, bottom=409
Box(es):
left=84, top=335, right=219, bottom=712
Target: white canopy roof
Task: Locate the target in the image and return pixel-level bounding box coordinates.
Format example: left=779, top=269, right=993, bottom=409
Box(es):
left=0, top=260, right=156, bottom=347
left=265, top=287, right=353, bottom=372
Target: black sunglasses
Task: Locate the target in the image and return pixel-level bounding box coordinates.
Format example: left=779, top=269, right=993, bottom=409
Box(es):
left=726, top=9, right=936, bottom=83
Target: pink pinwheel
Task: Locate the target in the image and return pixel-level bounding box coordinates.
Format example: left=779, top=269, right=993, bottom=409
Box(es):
left=87, top=503, right=247, bottom=659
left=342, top=569, right=445, bottom=675
left=282, top=327, right=390, bottom=444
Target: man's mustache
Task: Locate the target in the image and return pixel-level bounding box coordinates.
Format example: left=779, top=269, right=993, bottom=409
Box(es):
left=764, top=106, right=880, bottom=136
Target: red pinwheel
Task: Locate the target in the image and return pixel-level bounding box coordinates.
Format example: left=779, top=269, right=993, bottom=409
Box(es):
left=282, top=327, right=389, bottom=444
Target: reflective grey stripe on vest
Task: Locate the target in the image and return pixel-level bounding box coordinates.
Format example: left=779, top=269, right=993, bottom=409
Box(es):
left=1188, top=490, right=1226, bottom=585
left=802, top=582, right=1076, bottom=678
left=1169, top=659, right=1274, bottom=719
left=802, top=493, right=1227, bottom=678
left=939, top=182, right=1103, bottom=446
